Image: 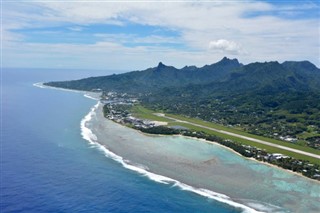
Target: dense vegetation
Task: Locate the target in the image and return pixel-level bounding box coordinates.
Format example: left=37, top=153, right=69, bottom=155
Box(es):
left=141, top=61, right=320, bottom=149
left=135, top=126, right=180, bottom=135
left=45, top=57, right=241, bottom=93
left=45, top=57, right=320, bottom=149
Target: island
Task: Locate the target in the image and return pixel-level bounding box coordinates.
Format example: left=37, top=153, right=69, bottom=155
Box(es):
left=44, top=57, right=320, bottom=180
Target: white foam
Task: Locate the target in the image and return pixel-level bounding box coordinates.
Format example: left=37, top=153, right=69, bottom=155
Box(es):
left=34, top=82, right=101, bottom=102
left=247, top=203, right=274, bottom=212
left=34, top=80, right=287, bottom=213
left=33, top=82, right=83, bottom=93
left=33, top=82, right=47, bottom=88
left=83, top=94, right=99, bottom=101
left=245, top=202, right=286, bottom=213
left=173, top=183, right=264, bottom=213
left=80, top=104, right=265, bottom=213
left=96, top=142, right=263, bottom=212
left=80, top=102, right=99, bottom=143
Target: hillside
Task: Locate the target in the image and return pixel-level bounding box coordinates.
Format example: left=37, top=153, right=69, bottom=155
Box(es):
left=45, top=58, right=320, bottom=149
left=141, top=60, right=320, bottom=149
left=44, top=57, right=241, bottom=93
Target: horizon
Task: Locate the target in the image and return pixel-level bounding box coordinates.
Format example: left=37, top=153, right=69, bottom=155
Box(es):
left=3, top=0, right=320, bottom=72
left=3, top=56, right=319, bottom=72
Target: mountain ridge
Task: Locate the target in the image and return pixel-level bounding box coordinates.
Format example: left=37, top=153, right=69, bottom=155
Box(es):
left=45, top=57, right=243, bottom=92
left=45, top=57, right=319, bottom=94
left=44, top=57, right=320, bottom=149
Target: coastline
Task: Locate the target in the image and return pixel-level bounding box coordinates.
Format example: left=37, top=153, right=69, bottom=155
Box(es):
left=33, top=82, right=101, bottom=100
left=84, top=104, right=266, bottom=213
left=35, top=84, right=320, bottom=213
left=37, top=82, right=318, bottom=182
left=180, top=136, right=319, bottom=183
left=87, top=103, right=320, bottom=213
left=124, top=125, right=318, bottom=183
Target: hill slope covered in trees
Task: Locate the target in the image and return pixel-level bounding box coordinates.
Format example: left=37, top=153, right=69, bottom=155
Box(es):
left=45, top=57, right=320, bottom=149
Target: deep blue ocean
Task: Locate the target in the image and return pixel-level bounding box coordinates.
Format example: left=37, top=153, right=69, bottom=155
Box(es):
left=1, top=68, right=238, bottom=213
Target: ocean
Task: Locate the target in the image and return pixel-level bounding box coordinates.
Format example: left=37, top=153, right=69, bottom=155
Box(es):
left=2, top=68, right=239, bottom=213
left=1, top=68, right=319, bottom=213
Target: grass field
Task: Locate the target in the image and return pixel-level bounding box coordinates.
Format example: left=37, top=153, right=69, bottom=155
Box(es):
left=130, top=105, right=320, bottom=164
left=167, top=122, right=319, bottom=164
left=166, top=114, right=320, bottom=155
left=131, top=105, right=172, bottom=122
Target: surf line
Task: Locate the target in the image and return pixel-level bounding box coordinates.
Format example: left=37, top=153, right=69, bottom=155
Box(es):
left=81, top=102, right=265, bottom=213
left=33, top=82, right=100, bottom=100
left=35, top=83, right=271, bottom=213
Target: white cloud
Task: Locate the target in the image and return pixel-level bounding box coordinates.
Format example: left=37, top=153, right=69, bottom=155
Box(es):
left=208, top=39, right=245, bottom=55
left=2, top=1, right=320, bottom=69
left=68, top=26, right=84, bottom=32
left=2, top=37, right=218, bottom=70
left=94, top=33, right=181, bottom=46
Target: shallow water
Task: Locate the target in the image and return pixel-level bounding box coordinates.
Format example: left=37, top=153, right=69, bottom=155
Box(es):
left=3, top=68, right=319, bottom=213
left=88, top=104, right=320, bottom=213
left=2, top=68, right=244, bottom=213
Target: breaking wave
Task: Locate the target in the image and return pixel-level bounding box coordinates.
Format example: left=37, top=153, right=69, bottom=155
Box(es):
left=34, top=82, right=279, bottom=213
left=33, top=82, right=99, bottom=100
left=80, top=103, right=268, bottom=213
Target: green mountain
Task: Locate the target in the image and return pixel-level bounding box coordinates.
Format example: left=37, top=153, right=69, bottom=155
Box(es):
left=140, top=60, right=320, bottom=148
left=141, top=60, right=320, bottom=104
left=45, top=57, right=319, bottom=95
left=45, top=58, right=320, bottom=148
left=44, top=57, right=242, bottom=93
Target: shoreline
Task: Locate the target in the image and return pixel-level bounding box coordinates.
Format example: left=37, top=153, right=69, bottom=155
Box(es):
left=182, top=136, right=319, bottom=183
left=83, top=103, right=264, bottom=213
left=36, top=84, right=320, bottom=212
left=33, top=82, right=101, bottom=100
left=89, top=103, right=319, bottom=213
left=36, top=83, right=319, bottom=182
left=115, top=121, right=319, bottom=183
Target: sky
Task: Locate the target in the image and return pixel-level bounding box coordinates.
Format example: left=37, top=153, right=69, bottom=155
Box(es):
left=2, top=0, right=320, bottom=71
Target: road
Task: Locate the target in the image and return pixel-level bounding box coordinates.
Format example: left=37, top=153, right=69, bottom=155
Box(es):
left=155, top=113, right=320, bottom=160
